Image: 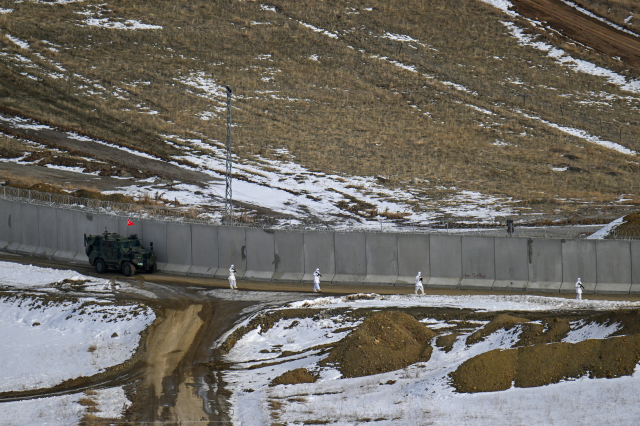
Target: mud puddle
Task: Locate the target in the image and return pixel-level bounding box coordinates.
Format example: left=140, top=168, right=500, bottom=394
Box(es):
left=123, top=283, right=316, bottom=424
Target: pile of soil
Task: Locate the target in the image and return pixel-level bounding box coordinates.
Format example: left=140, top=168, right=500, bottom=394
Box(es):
left=450, top=335, right=640, bottom=393
left=435, top=333, right=461, bottom=353
left=320, top=311, right=436, bottom=378
left=269, top=368, right=318, bottom=387
left=466, top=314, right=531, bottom=345
left=516, top=317, right=571, bottom=347
left=603, top=309, right=640, bottom=336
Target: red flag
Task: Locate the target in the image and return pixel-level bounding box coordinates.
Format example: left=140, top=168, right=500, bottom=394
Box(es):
left=127, top=219, right=134, bottom=226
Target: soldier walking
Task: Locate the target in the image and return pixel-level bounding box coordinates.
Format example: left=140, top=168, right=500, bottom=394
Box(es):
left=229, top=264, right=237, bottom=289
left=313, top=268, right=322, bottom=293
left=575, top=277, right=584, bottom=300
left=415, top=271, right=424, bottom=295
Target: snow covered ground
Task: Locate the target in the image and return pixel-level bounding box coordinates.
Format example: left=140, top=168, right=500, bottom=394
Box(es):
left=0, top=261, right=155, bottom=424
left=0, top=386, right=131, bottom=426
left=0, top=260, right=112, bottom=291
left=220, top=293, right=640, bottom=425
left=0, top=295, right=154, bottom=392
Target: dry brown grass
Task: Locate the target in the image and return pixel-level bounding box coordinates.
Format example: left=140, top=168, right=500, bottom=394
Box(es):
left=0, top=134, right=27, bottom=158
left=0, top=171, right=42, bottom=188
left=0, top=0, right=639, bottom=220
left=77, top=397, right=99, bottom=412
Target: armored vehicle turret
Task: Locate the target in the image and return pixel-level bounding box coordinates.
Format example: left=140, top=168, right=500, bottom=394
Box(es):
left=84, top=230, right=157, bottom=277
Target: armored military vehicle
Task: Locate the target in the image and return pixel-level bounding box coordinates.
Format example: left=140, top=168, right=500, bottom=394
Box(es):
left=84, top=230, right=157, bottom=276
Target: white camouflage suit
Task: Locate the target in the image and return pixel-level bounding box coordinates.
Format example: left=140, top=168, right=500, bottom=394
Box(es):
left=229, top=264, right=237, bottom=289
left=415, top=272, right=424, bottom=294
left=575, top=278, right=583, bottom=300
left=313, top=268, right=322, bottom=292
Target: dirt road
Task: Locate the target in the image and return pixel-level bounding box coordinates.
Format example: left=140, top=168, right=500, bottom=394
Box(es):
left=0, top=110, right=219, bottom=187
left=511, top=0, right=640, bottom=71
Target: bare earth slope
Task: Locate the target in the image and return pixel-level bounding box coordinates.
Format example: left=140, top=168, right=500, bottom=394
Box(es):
left=512, top=0, right=640, bottom=70
left=1, top=0, right=640, bottom=223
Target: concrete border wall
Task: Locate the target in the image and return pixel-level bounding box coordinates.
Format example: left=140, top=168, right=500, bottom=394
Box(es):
left=303, top=232, right=335, bottom=283
left=494, top=237, right=528, bottom=290
left=596, top=240, right=631, bottom=293
left=74, top=212, right=99, bottom=263
left=54, top=209, right=78, bottom=261
left=189, top=224, right=218, bottom=277
left=0, top=200, right=11, bottom=249
left=36, top=205, right=57, bottom=257
left=0, top=199, right=637, bottom=294
left=165, top=223, right=192, bottom=274
left=429, top=234, right=462, bottom=288
left=334, top=233, right=366, bottom=284
left=631, top=241, right=640, bottom=294
left=461, top=236, right=495, bottom=289
left=527, top=239, right=563, bottom=292
left=273, top=230, right=305, bottom=282
left=8, top=202, right=23, bottom=253
left=397, top=234, right=429, bottom=286
left=365, top=233, right=398, bottom=285
left=141, top=220, right=168, bottom=271
left=216, top=227, right=246, bottom=279
left=561, top=240, right=597, bottom=293
left=245, top=228, right=275, bottom=281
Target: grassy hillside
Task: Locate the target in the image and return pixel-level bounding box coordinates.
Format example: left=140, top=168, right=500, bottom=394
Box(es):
left=0, top=0, right=639, bottom=221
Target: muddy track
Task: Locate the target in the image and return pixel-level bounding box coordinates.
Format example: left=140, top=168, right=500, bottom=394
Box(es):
left=511, top=0, right=640, bottom=71
left=0, top=111, right=218, bottom=187
left=0, top=365, right=144, bottom=403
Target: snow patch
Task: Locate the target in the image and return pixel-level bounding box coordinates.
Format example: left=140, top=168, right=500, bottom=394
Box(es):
left=563, top=319, right=621, bottom=342
left=5, top=34, right=30, bottom=49
left=81, top=18, right=162, bottom=30
left=0, top=295, right=154, bottom=392
left=501, top=21, right=640, bottom=94
left=586, top=216, right=625, bottom=239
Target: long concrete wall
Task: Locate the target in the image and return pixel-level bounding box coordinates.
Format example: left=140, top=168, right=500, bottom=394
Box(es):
left=0, top=201, right=638, bottom=294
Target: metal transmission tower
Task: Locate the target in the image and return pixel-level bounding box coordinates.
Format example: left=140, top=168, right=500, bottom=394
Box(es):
left=225, top=86, right=234, bottom=224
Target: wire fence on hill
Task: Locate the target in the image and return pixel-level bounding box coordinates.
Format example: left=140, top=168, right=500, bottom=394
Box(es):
left=1, top=185, right=639, bottom=240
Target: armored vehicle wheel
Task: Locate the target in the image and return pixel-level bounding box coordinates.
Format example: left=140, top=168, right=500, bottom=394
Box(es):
left=146, top=262, right=157, bottom=274
left=95, top=259, right=107, bottom=274
left=121, top=261, right=135, bottom=277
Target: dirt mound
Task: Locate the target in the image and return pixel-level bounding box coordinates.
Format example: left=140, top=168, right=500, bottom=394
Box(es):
left=320, top=311, right=436, bottom=378
left=451, top=335, right=640, bottom=393
left=436, top=333, right=461, bottom=353
left=466, top=314, right=531, bottom=345
left=595, top=309, right=640, bottom=336
left=270, top=368, right=318, bottom=387
left=516, top=317, right=571, bottom=347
